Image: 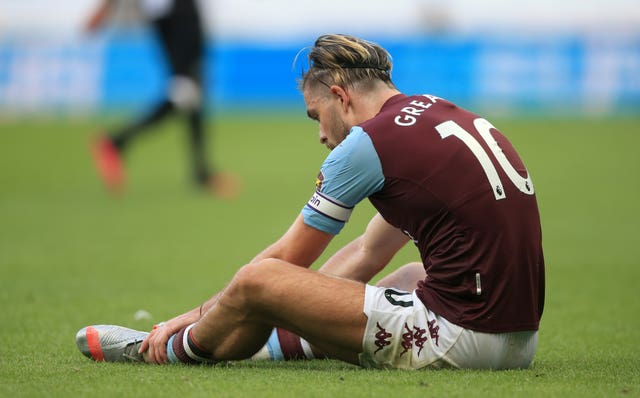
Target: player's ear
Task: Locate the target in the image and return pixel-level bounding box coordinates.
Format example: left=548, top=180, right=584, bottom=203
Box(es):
left=330, top=85, right=350, bottom=112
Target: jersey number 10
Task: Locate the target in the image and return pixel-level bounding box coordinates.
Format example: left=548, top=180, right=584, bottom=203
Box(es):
left=435, top=118, right=534, bottom=200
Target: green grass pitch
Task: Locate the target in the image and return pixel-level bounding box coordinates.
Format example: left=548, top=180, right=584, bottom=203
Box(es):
left=0, top=113, right=639, bottom=397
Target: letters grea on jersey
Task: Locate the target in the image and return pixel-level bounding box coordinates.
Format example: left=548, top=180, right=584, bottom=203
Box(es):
left=435, top=118, right=534, bottom=200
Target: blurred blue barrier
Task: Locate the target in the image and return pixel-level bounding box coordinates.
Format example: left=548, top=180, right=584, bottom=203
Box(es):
left=1, top=32, right=639, bottom=115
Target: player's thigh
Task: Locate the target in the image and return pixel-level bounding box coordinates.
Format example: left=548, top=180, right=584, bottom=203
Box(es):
left=235, top=259, right=367, bottom=352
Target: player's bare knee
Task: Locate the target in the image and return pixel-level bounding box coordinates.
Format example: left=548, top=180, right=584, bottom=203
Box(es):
left=231, top=260, right=282, bottom=302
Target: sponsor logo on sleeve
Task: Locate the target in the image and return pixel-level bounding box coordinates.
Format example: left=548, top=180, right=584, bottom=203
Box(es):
left=315, top=171, right=324, bottom=190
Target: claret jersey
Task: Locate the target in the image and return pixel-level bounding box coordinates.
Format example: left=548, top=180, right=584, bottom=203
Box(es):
left=302, top=94, right=544, bottom=333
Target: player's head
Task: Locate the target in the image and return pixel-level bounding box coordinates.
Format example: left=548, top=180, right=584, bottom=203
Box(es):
left=298, top=34, right=396, bottom=151
left=299, top=34, right=395, bottom=95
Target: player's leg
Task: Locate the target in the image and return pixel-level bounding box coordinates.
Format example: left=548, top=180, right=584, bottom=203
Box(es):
left=186, top=259, right=367, bottom=365
left=161, top=6, right=211, bottom=188
left=108, top=16, right=178, bottom=153
left=109, top=101, right=174, bottom=150
left=183, top=108, right=241, bottom=198
left=91, top=100, right=175, bottom=193
left=250, top=261, right=426, bottom=362
left=186, top=105, right=208, bottom=184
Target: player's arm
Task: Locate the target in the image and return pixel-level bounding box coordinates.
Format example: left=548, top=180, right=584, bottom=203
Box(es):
left=319, top=212, right=410, bottom=283
left=250, top=214, right=334, bottom=267
left=141, top=215, right=334, bottom=363
left=146, top=129, right=373, bottom=362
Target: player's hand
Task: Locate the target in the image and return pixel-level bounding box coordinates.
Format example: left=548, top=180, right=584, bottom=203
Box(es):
left=140, top=323, right=172, bottom=364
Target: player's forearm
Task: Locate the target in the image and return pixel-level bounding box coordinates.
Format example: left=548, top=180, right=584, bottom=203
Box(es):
left=250, top=243, right=282, bottom=263
left=161, top=310, right=198, bottom=335
left=162, top=293, right=221, bottom=332
left=319, top=238, right=383, bottom=283
left=250, top=215, right=333, bottom=267
left=320, top=215, right=410, bottom=282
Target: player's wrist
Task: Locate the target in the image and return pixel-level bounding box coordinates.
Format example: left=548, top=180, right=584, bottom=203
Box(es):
left=152, top=321, right=166, bottom=330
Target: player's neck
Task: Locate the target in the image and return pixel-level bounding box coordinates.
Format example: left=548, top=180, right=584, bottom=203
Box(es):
left=353, top=86, right=401, bottom=122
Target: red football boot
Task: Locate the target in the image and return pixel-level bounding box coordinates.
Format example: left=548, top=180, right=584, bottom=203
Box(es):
left=91, top=136, right=125, bottom=194
left=208, top=172, right=242, bottom=200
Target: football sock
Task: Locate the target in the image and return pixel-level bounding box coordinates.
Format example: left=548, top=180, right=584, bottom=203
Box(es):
left=251, top=328, right=326, bottom=361
left=166, top=323, right=214, bottom=364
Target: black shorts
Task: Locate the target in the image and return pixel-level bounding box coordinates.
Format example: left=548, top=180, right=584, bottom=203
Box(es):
left=151, top=0, right=204, bottom=79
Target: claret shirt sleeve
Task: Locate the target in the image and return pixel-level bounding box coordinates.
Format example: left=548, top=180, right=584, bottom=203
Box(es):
left=301, top=127, right=385, bottom=234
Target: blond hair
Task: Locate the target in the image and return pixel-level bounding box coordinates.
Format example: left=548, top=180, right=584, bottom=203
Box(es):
left=299, top=34, right=395, bottom=93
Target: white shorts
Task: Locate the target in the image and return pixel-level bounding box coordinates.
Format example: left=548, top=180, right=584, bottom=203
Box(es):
left=359, top=285, right=538, bottom=370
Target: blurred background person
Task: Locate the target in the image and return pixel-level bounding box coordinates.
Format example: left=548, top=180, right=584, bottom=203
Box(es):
left=86, top=0, right=240, bottom=198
